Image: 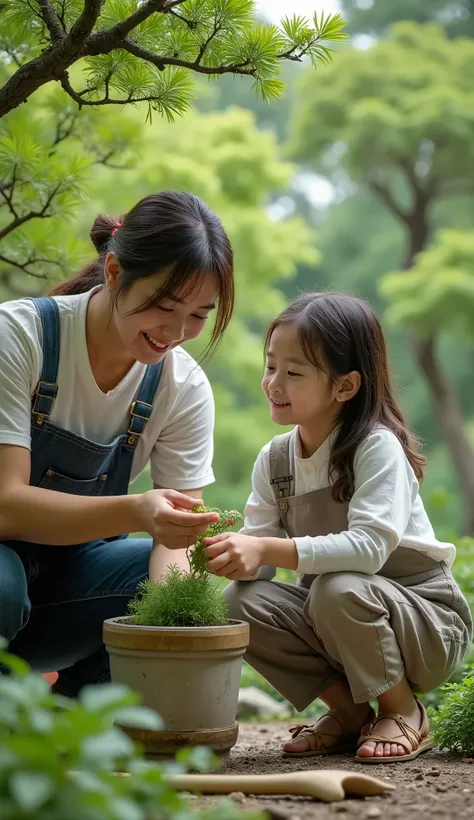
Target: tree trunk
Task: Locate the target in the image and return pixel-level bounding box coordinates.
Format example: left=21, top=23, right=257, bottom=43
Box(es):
left=412, top=336, right=474, bottom=534
left=406, top=201, right=474, bottom=534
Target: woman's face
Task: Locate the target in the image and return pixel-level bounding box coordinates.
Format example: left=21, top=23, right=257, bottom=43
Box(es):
left=106, top=258, right=218, bottom=364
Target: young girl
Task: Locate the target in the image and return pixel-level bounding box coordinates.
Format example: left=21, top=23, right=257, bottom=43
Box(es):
left=204, top=292, right=472, bottom=763
left=0, top=190, right=233, bottom=696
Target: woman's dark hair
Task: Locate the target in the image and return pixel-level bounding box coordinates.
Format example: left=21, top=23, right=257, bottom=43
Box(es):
left=51, top=191, right=234, bottom=354
left=265, top=291, right=426, bottom=501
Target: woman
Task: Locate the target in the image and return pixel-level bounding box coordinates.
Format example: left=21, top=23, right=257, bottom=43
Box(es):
left=0, top=190, right=234, bottom=696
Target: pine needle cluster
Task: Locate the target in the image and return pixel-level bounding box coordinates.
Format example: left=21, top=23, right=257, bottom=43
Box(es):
left=128, top=506, right=242, bottom=628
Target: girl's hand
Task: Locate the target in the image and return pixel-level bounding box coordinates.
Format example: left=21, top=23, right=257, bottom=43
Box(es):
left=137, top=489, right=218, bottom=549
left=203, top=532, right=265, bottom=580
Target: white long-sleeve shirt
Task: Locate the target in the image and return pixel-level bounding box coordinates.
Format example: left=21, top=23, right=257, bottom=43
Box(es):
left=241, top=426, right=455, bottom=576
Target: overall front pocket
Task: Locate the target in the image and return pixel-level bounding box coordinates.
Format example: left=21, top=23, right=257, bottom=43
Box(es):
left=38, top=468, right=109, bottom=496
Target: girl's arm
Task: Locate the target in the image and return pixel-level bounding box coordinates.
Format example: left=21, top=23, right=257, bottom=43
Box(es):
left=205, top=429, right=416, bottom=579
left=205, top=445, right=294, bottom=581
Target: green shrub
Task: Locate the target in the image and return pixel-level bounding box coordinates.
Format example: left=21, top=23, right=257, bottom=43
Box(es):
left=129, top=507, right=242, bottom=628
left=431, top=671, right=474, bottom=755
left=129, top=571, right=229, bottom=628
left=0, top=641, right=263, bottom=819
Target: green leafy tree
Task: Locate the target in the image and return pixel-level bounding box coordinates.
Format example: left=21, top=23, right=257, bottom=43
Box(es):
left=0, top=1, right=346, bottom=120
left=383, top=229, right=474, bottom=337
left=289, top=21, right=474, bottom=532
left=341, top=0, right=474, bottom=38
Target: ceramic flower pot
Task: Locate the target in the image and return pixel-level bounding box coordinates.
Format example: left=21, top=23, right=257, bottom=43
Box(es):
left=103, top=617, right=249, bottom=762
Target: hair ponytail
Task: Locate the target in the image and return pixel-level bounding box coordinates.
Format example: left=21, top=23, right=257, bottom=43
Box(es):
left=50, top=214, right=120, bottom=296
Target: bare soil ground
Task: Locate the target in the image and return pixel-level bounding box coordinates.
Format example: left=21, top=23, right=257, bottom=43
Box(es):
left=188, top=722, right=474, bottom=819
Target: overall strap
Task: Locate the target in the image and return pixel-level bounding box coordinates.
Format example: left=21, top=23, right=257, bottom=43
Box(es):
left=127, top=361, right=164, bottom=445
left=269, top=432, right=294, bottom=502
left=29, top=297, right=60, bottom=425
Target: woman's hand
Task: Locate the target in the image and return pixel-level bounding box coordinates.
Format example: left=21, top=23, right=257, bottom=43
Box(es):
left=137, top=489, right=218, bottom=549
left=203, top=532, right=265, bottom=580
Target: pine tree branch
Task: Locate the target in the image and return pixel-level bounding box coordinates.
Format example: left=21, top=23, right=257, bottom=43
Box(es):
left=0, top=183, right=63, bottom=241
left=0, top=169, right=18, bottom=221
left=0, top=253, right=51, bottom=280
left=85, top=0, right=170, bottom=53
left=121, top=38, right=254, bottom=77
left=0, top=0, right=103, bottom=117
left=0, top=3, right=345, bottom=118
left=37, top=0, right=65, bottom=43
left=166, top=8, right=197, bottom=28
left=279, top=31, right=326, bottom=62
left=60, top=70, right=180, bottom=107
left=68, top=0, right=103, bottom=42
left=195, top=12, right=221, bottom=65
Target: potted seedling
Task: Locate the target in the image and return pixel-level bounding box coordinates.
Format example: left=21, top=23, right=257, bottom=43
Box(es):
left=103, top=507, right=249, bottom=762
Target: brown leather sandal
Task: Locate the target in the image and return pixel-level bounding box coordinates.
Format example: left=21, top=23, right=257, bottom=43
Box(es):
left=356, top=700, right=433, bottom=764
left=282, top=707, right=375, bottom=758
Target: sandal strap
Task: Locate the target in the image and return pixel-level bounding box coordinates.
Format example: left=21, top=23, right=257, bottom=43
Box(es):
left=288, top=708, right=375, bottom=751
left=358, top=702, right=428, bottom=754
left=288, top=710, right=351, bottom=748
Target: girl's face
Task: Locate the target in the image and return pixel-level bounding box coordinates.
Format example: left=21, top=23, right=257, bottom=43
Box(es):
left=262, top=323, right=359, bottom=431
left=108, top=261, right=218, bottom=365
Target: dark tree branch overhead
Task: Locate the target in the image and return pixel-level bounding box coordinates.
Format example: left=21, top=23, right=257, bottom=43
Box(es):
left=85, top=0, right=173, bottom=53
left=67, top=0, right=103, bottom=42
left=37, top=0, right=65, bottom=43
left=0, top=253, right=51, bottom=279
left=0, top=182, right=64, bottom=242
left=60, top=69, right=185, bottom=107
left=121, top=38, right=254, bottom=77
left=0, top=0, right=103, bottom=117
left=0, top=1, right=345, bottom=119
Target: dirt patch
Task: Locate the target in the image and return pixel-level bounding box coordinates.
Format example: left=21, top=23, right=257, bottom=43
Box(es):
left=186, top=722, right=474, bottom=819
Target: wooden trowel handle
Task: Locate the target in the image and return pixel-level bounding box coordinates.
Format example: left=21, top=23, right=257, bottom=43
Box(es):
left=170, top=771, right=321, bottom=796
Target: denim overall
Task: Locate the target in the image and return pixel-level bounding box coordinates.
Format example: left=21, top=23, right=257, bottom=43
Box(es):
left=0, top=296, right=163, bottom=695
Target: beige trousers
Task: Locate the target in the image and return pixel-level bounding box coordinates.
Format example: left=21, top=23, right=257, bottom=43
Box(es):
left=225, top=561, right=472, bottom=708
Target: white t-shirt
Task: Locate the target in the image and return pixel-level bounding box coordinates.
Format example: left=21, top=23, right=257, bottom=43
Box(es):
left=0, top=288, right=215, bottom=489
left=242, top=426, right=455, bottom=575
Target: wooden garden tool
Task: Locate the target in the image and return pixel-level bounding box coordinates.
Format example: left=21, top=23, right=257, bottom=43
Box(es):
left=168, top=769, right=395, bottom=803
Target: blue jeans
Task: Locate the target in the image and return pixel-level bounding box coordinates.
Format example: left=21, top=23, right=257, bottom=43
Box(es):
left=0, top=537, right=152, bottom=696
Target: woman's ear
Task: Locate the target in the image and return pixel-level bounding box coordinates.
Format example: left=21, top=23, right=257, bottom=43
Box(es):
left=335, top=371, right=361, bottom=404
left=104, top=252, right=121, bottom=290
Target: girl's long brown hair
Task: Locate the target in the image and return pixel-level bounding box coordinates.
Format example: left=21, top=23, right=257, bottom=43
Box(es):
left=51, top=191, right=234, bottom=355
left=266, top=292, right=426, bottom=502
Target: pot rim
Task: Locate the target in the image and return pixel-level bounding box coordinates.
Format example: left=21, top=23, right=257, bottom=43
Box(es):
left=103, top=616, right=248, bottom=633
left=103, top=616, right=249, bottom=651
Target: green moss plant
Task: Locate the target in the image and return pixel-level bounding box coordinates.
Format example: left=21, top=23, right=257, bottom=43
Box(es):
left=431, top=670, right=474, bottom=755
left=129, top=506, right=242, bottom=628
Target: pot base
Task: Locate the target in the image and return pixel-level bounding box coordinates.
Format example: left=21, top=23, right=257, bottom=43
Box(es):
left=123, top=722, right=239, bottom=765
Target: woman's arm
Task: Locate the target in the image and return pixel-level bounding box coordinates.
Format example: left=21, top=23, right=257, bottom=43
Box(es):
left=149, top=485, right=203, bottom=581
left=0, top=445, right=217, bottom=547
